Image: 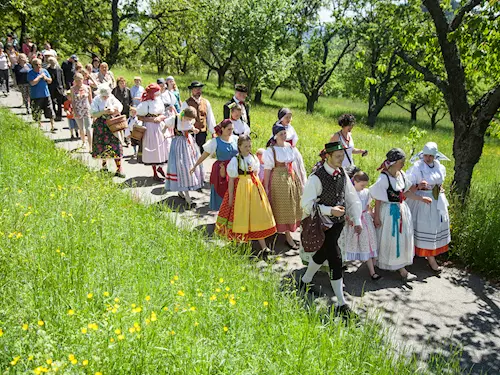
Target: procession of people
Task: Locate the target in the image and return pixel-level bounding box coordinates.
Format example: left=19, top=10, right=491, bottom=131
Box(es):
left=3, top=45, right=452, bottom=319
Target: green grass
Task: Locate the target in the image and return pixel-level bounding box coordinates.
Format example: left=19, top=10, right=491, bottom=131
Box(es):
left=0, top=109, right=464, bottom=374
left=113, top=67, right=500, bottom=278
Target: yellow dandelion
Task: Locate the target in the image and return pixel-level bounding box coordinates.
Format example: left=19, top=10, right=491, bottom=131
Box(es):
left=56, top=249, right=60, bottom=253
left=67, top=309, right=75, bottom=316
left=240, top=286, right=246, bottom=291
left=110, top=337, right=115, bottom=343
left=225, top=287, right=230, bottom=291
left=145, top=295, right=151, bottom=301
left=16, top=232, right=23, bottom=239
left=24, top=212, right=32, bottom=217
left=28, top=355, right=34, bottom=361
left=68, top=213, right=73, bottom=217
left=0, top=328, right=4, bottom=336
left=194, top=322, right=199, bottom=327
left=10, top=355, right=21, bottom=366
left=71, top=359, right=78, bottom=365
left=170, top=280, right=175, bottom=285
left=114, top=297, right=120, bottom=303
left=87, top=293, right=93, bottom=299
left=128, top=327, right=136, bottom=333
left=37, top=320, right=44, bottom=326
left=263, top=301, right=269, bottom=307
left=82, top=359, right=89, bottom=366
left=197, top=292, right=203, bottom=297
left=210, top=295, right=217, bottom=301
left=173, top=275, right=179, bottom=281
left=115, top=328, right=121, bottom=335
left=131, top=303, right=136, bottom=308
left=81, top=327, right=87, bottom=334
left=145, top=318, right=151, bottom=325
left=215, top=288, right=221, bottom=293
left=88, top=323, right=98, bottom=330
left=118, top=334, right=125, bottom=341
left=133, top=322, right=140, bottom=328
left=163, top=306, right=168, bottom=311
left=111, top=307, right=117, bottom=314
left=50, top=193, right=55, bottom=198
left=229, top=299, right=236, bottom=306
left=151, top=312, right=157, bottom=322
left=177, top=290, right=185, bottom=297
left=18, top=189, right=23, bottom=193
left=190, top=306, right=196, bottom=311
left=170, top=330, right=175, bottom=335
left=132, top=307, right=142, bottom=313
left=22, top=323, right=29, bottom=331
left=61, top=211, right=66, bottom=217
left=68, top=354, right=75, bottom=361
left=46, top=359, right=52, bottom=365
left=95, top=372, right=103, bottom=375
left=223, top=326, right=229, bottom=332
left=103, top=291, right=110, bottom=297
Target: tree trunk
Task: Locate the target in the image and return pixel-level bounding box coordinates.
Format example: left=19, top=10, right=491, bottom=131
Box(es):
left=217, top=66, right=228, bottom=89
left=270, top=85, right=280, bottom=99
left=20, top=13, right=27, bottom=45
left=430, top=110, right=438, bottom=130
left=206, top=69, right=212, bottom=80
left=254, top=90, right=262, bottom=104
left=306, top=91, right=319, bottom=113
left=411, top=103, right=418, bottom=122
left=367, top=85, right=378, bottom=127
left=108, top=0, right=120, bottom=67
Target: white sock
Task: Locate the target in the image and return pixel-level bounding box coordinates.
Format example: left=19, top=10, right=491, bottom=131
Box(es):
left=178, top=191, right=185, bottom=199
left=184, top=191, right=192, bottom=204
left=302, top=260, right=322, bottom=284
left=330, top=278, right=347, bottom=307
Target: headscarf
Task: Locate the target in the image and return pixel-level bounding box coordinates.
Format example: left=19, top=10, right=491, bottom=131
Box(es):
left=214, top=119, right=232, bottom=136
left=278, top=108, right=292, bottom=120
left=410, top=142, right=450, bottom=163
left=141, top=83, right=160, bottom=102
left=377, top=148, right=406, bottom=171
left=266, top=124, right=286, bottom=147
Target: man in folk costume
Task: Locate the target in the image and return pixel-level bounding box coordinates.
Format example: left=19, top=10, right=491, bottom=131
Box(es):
left=181, top=81, right=216, bottom=153
left=223, top=84, right=250, bottom=126
left=300, top=141, right=362, bottom=318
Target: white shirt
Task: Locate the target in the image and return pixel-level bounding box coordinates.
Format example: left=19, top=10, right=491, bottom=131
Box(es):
left=406, top=159, right=446, bottom=187
left=181, top=98, right=216, bottom=134
left=203, top=135, right=239, bottom=156
left=90, top=94, right=123, bottom=116
left=301, top=162, right=362, bottom=225
left=233, top=96, right=248, bottom=124
left=161, top=90, right=177, bottom=111
left=263, top=143, right=306, bottom=187
left=231, top=119, right=250, bottom=136
left=164, top=115, right=195, bottom=132
left=369, top=171, right=412, bottom=202
left=136, top=97, right=164, bottom=117
left=227, top=155, right=260, bottom=178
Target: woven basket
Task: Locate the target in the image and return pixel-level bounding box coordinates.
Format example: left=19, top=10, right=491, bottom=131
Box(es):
left=131, top=125, right=147, bottom=141
left=106, top=115, right=128, bottom=133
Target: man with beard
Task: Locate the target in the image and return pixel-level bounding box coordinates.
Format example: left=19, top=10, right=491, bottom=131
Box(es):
left=223, top=84, right=250, bottom=126
left=181, top=81, right=216, bottom=153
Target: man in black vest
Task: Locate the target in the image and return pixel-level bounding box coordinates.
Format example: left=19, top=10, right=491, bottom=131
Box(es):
left=61, top=54, right=78, bottom=89
left=300, top=141, right=362, bottom=318
left=223, top=84, right=250, bottom=126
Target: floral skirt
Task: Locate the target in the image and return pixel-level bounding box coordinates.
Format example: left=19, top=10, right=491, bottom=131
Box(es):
left=270, top=166, right=302, bottom=232
left=216, top=174, right=276, bottom=242
left=91, top=117, right=123, bottom=159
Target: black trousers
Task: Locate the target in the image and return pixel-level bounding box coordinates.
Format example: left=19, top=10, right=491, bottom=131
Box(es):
left=195, top=131, right=207, bottom=153
left=312, top=222, right=344, bottom=281
left=0, top=69, right=9, bottom=92
left=50, top=92, right=64, bottom=119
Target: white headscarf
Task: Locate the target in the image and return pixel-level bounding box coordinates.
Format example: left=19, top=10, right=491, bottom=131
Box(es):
left=411, top=142, right=450, bottom=163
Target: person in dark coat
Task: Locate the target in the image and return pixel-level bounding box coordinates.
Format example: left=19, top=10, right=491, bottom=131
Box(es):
left=111, top=76, right=132, bottom=117
left=223, top=84, right=250, bottom=126
left=46, top=57, right=65, bottom=121
left=61, top=54, right=77, bottom=89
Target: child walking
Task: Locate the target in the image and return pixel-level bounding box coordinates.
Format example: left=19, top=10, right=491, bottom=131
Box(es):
left=216, top=135, right=276, bottom=253
left=338, top=171, right=380, bottom=280
left=229, top=103, right=250, bottom=136
left=63, top=91, right=79, bottom=140
left=127, top=106, right=141, bottom=157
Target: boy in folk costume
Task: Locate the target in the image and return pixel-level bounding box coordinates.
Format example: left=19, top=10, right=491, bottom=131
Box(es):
left=301, top=142, right=362, bottom=317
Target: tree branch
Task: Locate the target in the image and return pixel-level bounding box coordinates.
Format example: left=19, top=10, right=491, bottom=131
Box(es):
left=472, top=84, right=500, bottom=132
left=449, top=0, right=482, bottom=31
left=317, top=39, right=356, bottom=88
left=422, top=0, right=450, bottom=38
left=395, top=102, right=411, bottom=113
left=396, top=50, right=448, bottom=93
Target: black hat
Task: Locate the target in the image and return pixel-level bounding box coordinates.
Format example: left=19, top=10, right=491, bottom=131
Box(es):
left=157, top=78, right=166, bottom=84
left=188, top=81, right=205, bottom=89
left=235, top=84, right=248, bottom=93
left=324, top=142, right=344, bottom=153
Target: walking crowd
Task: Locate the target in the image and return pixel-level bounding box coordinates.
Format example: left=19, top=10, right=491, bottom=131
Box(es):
left=2, top=38, right=451, bottom=319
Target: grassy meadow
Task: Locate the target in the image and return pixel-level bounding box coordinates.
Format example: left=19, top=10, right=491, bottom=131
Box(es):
left=0, top=109, right=464, bottom=373
left=114, top=68, right=500, bottom=278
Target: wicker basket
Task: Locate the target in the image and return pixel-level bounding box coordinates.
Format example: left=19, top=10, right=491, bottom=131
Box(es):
left=106, top=115, right=128, bottom=133
left=131, top=124, right=147, bottom=141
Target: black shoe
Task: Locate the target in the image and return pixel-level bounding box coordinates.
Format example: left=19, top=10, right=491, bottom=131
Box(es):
left=370, top=273, right=382, bottom=281
left=114, top=172, right=126, bottom=178
left=70, top=135, right=75, bottom=140
left=335, top=304, right=359, bottom=320
left=75, top=132, right=80, bottom=138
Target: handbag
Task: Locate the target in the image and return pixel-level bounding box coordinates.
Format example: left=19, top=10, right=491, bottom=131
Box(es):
left=301, top=204, right=327, bottom=253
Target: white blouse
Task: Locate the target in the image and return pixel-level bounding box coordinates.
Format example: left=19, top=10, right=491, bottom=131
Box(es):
left=136, top=98, right=165, bottom=117
left=369, top=171, right=412, bottom=203
left=90, top=94, right=123, bottom=116
left=338, top=131, right=354, bottom=168
left=263, top=144, right=306, bottom=186
left=127, top=116, right=142, bottom=131
left=227, top=155, right=260, bottom=178
left=164, top=115, right=197, bottom=132
left=406, top=159, right=446, bottom=187
left=301, top=162, right=362, bottom=225
left=232, top=119, right=250, bottom=136
left=203, top=135, right=239, bottom=156
left=358, top=188, right=371, bottom=211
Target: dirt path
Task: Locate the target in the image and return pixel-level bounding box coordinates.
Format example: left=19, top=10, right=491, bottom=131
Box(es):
left=2, top=91, right=499, bottom=374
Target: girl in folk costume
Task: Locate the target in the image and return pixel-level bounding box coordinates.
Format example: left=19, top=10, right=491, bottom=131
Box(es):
left=191, top=120, right=239, bottom=211
left=338, top=171, right=381, bottom=280
left=329, top=114, right=368, bottom=168
left=136, top=83, right=172, bottom=182
left=301, top=142, right=362, bottom=318
left=90, top=84, right=125, bottom=177
left=263, top=125, right=306, bottom=249
left=274, top=108, right=299, bottom=147
left=216, top=135, right=277, bottom=252
left=228, top=103, right=250, bottom=137
left=406, top=142, right=451, bottom=272
left=165, top=106, right=204, bottom=207
left=370, top=148, right=432, bottom=282
left=127, top=106, right=141, bottom=158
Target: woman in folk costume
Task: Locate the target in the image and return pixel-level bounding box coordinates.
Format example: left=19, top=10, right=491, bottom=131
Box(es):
left=274, top=108, right=299, bottom=147
left=136, top=83, right=172, bottom=182
left=191, top=120, right=239, bottom=211
left=90, top=84, right=125, bottom=177
left=263, top=124, right=306, bottom=249
left=406, top=142, right=451, bottom=272
left=165, top=106, right=204, bottom=207
left=301, top=142, right=362, bottom=318
left=329, top=114, right=368, bottom=168
left=370, top=148, right=432, bottom=282
left=216, top=135, right=277, bottom=252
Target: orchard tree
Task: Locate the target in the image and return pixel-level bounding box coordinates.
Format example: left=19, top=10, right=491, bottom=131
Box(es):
left=397, top=0, right=500, bottom=196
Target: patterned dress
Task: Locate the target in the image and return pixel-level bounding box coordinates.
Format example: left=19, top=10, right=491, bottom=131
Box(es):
left=90, top=95, right=123, bottom=159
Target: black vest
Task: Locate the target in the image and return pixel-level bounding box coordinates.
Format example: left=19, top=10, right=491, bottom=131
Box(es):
left=314, top=166, right=346, bottom=224
left=382, top=172, right=406, bottom=203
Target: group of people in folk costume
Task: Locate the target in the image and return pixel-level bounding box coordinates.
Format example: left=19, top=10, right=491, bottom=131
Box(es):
left=14, top=61, right=452, bottom=317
